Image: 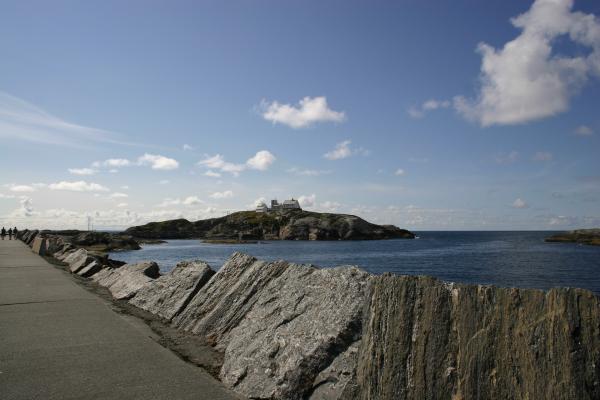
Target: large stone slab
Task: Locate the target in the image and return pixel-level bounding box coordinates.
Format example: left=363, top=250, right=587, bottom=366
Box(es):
left=171, top=253, right=289, bottom=345
left=219, top=264, right=370, bottom=399
left=31, top=237, right=47, bottom=256
left=129, top=260, right=215, bottom=321
left=93, top=261, right=160, bottom=300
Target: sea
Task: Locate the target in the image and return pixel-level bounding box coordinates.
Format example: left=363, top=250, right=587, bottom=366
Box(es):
left=110, top=231, right=600, bottom=295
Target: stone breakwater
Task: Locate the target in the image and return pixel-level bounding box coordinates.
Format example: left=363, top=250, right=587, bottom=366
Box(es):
left=18, top=229, right=600, bottom=400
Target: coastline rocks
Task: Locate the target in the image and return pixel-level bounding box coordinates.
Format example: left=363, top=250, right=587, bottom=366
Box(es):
left=93, top=261, right=160, bottom=300
left=546, top=229, right=600, bottom=246
left=31, top=237, right=47, bottom=256
left=129, top=260, right=215, bottom=321
left=354, top=275, right=600, bottom=400
left=69, top=231, right=141, bottom=252
left=220, top=265, right=370, bottom=399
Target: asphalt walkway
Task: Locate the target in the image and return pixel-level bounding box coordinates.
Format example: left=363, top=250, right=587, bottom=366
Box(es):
left=0, top=238, right=239, bottom=400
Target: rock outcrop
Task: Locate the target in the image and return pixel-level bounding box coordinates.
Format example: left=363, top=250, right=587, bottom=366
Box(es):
left=546, top=229, right=600, bottom=246
left=129, top=260, right=215, bottom=321
left=124, top=210, right=415, bottom=241
left=92, top=261, right=160, bottom=300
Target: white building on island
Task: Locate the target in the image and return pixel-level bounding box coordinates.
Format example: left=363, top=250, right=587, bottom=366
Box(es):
left=256, top=198, right=301, bottom=213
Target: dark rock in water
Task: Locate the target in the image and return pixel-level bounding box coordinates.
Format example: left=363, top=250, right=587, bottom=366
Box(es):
left=354, top=275, right=600, bottom=400
left=124, top=210, right=415, bottom=241
left=545, top=229, right=600, bottom=246
left=93, top=261, right=160, bottom=300
left=129, top=260, right=215, bottom=321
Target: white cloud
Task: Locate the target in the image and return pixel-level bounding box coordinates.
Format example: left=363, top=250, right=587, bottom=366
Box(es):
left=394, top=168, right=406, bottom=176
left=157, top=198, right=181, bottom=207
left=0, top=91, right=132, bottom=147
left=209, top=190, right=233, bottom=199
left=198, top=150, right=276, bottom=176
left=137, top=153, right=179, bottom=170
left=320, top=201, right=341, bottom=212
left=9, top=185, right=36, bottom=192
left=183, top=144, right=194, bottom=151
left=182, top=196, right=203, bottom=205
left=116, top=203, right=128, bottom=208
left=0, top=193, right=16, bottom=199
left=261, top=96, right=346, bottom=128
left=68, top=168, right=97, bottom=176
left=533, top=151, right=553, bottom=161
left=512, top=198, right=528, bottom=209
left=298, top=194, right=316, bottom=208
left=574, top=125, right=594, bottom=136
left=204, top=170, right=221, bottom=178
left=120, top=185, right=129, bottom=190
left=287, top=167, right=332, bottom=176
left=408, top=99, right=450, bottom=118
left=454, top=0, right=600, bottom=126
left=109, top=192, right=128, bottom=199
left=323, top=140, right=369, bottom=161
left=103, top=158, right=131, bottom=167
left=14, top=197, right=35, bottom=217
left=48, top=181, right=109, bottom=192
left=246, top=150, right=276, bottom=171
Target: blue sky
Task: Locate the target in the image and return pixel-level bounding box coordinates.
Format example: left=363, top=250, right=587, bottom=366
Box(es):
left=1, top=0, right=599, bottom=230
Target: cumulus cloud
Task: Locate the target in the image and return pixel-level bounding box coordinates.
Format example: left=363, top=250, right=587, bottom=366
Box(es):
left=182, top=196, right=203, bottom=205
left=48, top=181, right=109, bottom=192
left=137, top=153, right=179, bottom=170
left=512, top=198, right=529, bottom=209
left=109, top=192, right=128, bottom=198
left=394, top=168, right=406, bottom=176
left=68, top=168, right=97, bottom=176
left=455, top=0, right=600, bottom=126
left=246, top=150, right=276, bottom=171
left=298, top=194, right=316, bottom=208
left=198, top=150, right=276, bottom=176
left=533, top=151, right=553, bottom=161
left=15, top=197, right=35, bottom=217
left=408, top=99, right=451, bottom=118
left=323, top=140, right=369, bottom=161
left=574, top=125, right=594, bottom=136
left=92, top=158, right=131, bottom=168
left=209, top=190, right=233, bottom=199
left=116, top=203, right=128, bottom=208
left=9, top=185, right=36, bottom=192
left=261, top=96, right=345, bottom=128
left=204, top=170, right=221, bottom=178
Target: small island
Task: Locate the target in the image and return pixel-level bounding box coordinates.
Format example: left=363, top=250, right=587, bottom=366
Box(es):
left=125, top=199, right=415, bottom=241
left=545, top=229, right=600, bottom=246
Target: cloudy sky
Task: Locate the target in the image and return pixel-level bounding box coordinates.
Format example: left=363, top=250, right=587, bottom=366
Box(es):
left=1, top=0, right=599, bottom=230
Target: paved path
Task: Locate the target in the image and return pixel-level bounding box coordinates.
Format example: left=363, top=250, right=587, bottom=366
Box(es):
left=0, top=238, right=239, bottom=400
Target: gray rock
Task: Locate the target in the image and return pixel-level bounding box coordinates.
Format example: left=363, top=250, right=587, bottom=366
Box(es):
left=93, top=261, right=160, bottom=300
left=54, top=246, right=76, bottom=261
left=76, top=260, right=104, bottom=278
left=61, top=249, right=93, bottom=273
left=171, top=253, right=289, bottom=345
left=308, top=342, right=360, bottom=400
left=31, top=237, right=47, bottom=256
left=219, top=264, right=369, bottom=399
left=129, top=260, right=215, bottom=321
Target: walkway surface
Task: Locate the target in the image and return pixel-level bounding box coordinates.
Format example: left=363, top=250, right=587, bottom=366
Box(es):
left=0, top=238, right=239, bottom=400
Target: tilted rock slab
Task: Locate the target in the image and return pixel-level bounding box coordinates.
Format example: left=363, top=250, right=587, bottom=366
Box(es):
left=31, top=237, right=47, bottom=256
left=220, top=264, right=370, bottom=400
left=172, top=253, right=290, bottom=345
left=92, top=261, right=160, bottom=300
left=129, top=260, right=215, bottom=321
left=354, top=274, right=600, bottom=400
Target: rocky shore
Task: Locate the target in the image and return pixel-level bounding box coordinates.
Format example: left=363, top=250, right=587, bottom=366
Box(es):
left=545, top=229, right=600, bottom=246
left=124, top=210, right=415, bottom=241
left=17, top=229, right=600, bottom=400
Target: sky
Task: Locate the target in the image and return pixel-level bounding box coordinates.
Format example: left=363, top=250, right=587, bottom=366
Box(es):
left=1, top=0, right=599, bottom=231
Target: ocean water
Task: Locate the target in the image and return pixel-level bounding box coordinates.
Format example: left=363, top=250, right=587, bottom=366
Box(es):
left=110, top=231, right=600, bottom=295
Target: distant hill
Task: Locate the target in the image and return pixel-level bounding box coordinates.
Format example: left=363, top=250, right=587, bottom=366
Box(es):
left=124, top=210, right=415, bottom=241
left=545, top=229, right=600, bottom=246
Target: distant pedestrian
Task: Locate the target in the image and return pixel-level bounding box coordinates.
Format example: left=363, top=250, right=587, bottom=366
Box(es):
left=8, top=228, right=13, bottom=240
left=13, top=227, right=18, bottom=239
left=1, top=227, right=5, bottom=240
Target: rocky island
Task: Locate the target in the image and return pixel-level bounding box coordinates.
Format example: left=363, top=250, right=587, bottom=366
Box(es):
left=545, top=229, right=600, bottom=246
left=124, top=209, right=415, bottom=241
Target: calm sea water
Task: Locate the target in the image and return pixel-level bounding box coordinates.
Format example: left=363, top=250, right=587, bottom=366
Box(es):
left=110, top=231, right=600, bottom=294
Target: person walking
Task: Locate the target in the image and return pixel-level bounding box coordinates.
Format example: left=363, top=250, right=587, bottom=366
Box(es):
left=13, top=227, right=18, bottom=239
left=1, top=227, right=5, bottom=240
left=8, top=228, right=13, bottom=240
